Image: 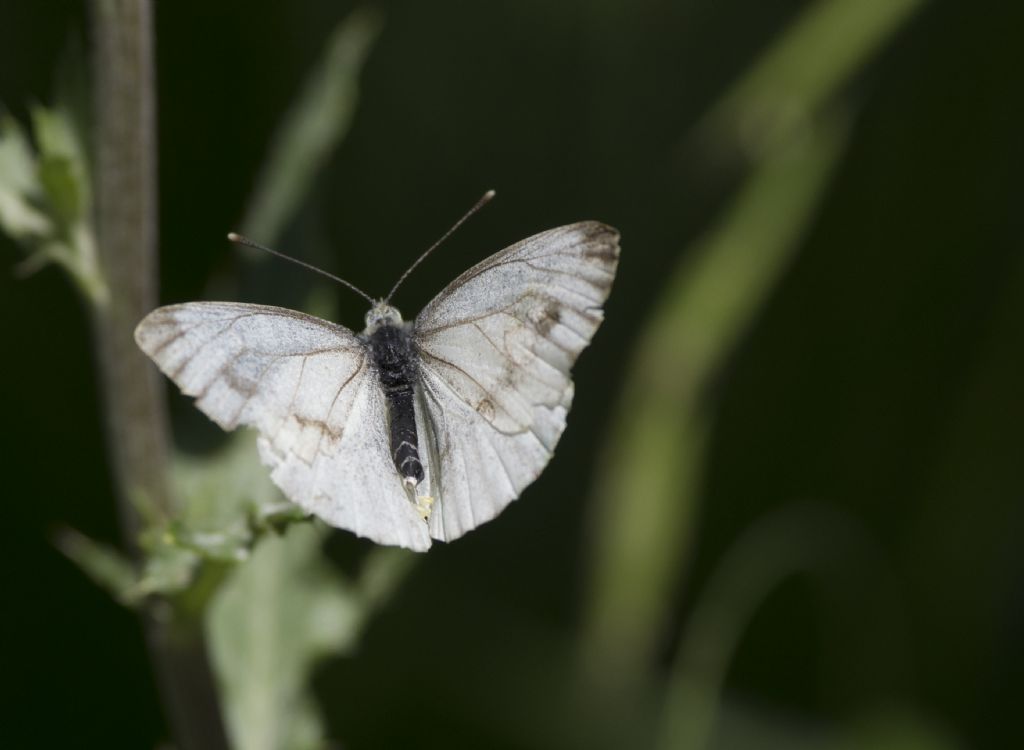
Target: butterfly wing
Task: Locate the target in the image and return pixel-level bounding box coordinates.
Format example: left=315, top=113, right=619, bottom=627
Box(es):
left=413, top=221, right=620, bottom=541
left=135, top=301, right=431, bottom=550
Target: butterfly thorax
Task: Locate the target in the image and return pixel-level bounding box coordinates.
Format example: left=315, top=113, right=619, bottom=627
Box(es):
left=363, top=311, right=425, bottom=488
left=365, top=320, right=418, bottom=389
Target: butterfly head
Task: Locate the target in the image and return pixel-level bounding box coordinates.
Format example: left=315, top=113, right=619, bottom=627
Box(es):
left=364, top=301, right=404, bottom=334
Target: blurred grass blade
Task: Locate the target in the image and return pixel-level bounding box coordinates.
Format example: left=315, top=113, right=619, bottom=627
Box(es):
left=580, top=113, right=851, bottom=690
left=687, top=0, right=925, bottom=161
left=656, top=506, right=867, bottom=750
left=658, top=503, right=953, bottom=750
left=580, top=0, right=927, bottom=701
left=208, top=524, right=414, bottom=750
left=240, top=7, right=384, bottom=244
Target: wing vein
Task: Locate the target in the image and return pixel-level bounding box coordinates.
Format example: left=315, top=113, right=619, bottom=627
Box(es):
left=419, top=350, right=530, bottom=435
left=170, top=318, right=241, bottom=379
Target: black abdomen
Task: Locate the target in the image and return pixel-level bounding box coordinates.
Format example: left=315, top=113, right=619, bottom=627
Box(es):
left=386, top=385, right=424, bottom=484
left=367, top=324, right=424, bottom=486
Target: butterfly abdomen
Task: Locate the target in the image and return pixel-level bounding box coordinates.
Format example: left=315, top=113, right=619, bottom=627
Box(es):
left=367, top=323, right=425, bottom=486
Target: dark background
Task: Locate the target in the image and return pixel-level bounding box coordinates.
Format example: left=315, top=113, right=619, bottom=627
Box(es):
left=2, top=1, right=1022, bottom=748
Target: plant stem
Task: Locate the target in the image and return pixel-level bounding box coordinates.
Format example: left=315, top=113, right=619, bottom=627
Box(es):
left=89, top=1, right=229, bottom=747
left=89, top=0, right=166, bottom=532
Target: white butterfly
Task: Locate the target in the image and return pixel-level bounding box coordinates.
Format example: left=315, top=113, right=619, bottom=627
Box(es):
left=135, top=218, right=619, bottom=551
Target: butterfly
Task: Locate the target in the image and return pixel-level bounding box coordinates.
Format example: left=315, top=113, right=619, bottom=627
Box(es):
left=135, top=204, right=619, bottom=551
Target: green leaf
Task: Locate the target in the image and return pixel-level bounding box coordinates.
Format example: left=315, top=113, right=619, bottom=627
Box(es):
left=38, top=155, right=81, bottom=228
left=208, top=523, right=414, bottom=750
left=170, top=431, right=296, bottom=562
left=0, top=106, right=106, bottom=306
left=134, top=540, right=201, bottom=600
left=55, top=527, right=139, bottom=605
left=0, top=115, right=52, bottom=239
left=33, top=104, right=90, bottom=212
left=32, top=104, right=86, bottom=164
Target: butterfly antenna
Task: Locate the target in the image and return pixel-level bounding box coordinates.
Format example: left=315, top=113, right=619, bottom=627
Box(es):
left=384, top=189, right=496, bottom=303
left=227, top=232, right=376, bottom=306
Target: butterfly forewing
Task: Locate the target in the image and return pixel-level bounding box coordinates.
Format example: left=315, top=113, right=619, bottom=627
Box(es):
left=135, top=221, right=619, bottom=551
left=413, top=221, right=620, bottom=541
left=134, top=302, right=432, bottom=550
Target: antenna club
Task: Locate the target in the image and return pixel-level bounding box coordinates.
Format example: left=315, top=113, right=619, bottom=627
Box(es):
left=227, top=232, right=242, bottom=242
left=483, top=189, right=496, bottom=201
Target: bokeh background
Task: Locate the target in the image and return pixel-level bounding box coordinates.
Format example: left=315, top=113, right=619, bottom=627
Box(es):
left=2, top=1, right=1022, bottom=748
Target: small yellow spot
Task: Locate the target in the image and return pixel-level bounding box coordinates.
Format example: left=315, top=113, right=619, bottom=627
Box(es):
left=415, top=494, right=435, bottom=520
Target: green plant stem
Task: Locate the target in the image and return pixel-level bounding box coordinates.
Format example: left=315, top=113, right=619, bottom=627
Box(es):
left=89, top=2, right=229, bottom=747
left=89, top=0, right=167, bottom=531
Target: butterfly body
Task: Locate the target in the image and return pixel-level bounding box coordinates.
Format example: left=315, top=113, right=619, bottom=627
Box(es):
left=136, top=221, right=619, bottom=550
left=361, top=304, right=424, bottom=488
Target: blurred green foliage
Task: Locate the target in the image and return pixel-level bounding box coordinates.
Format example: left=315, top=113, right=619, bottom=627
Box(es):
left=239, top=7, right=383, bottom=243
left=210, top=522, right=413, bottom=750
left=2, top=1, right=1022, bottom=749
left=0, top=104, right=104, bottom=304
left=5, top=8, right=392, bottom=750
left=583, top=106, right=851, bottom=712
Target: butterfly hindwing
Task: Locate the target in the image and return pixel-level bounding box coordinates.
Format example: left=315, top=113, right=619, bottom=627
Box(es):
left=134, top=302, right=431, bottom=550
left=413, top=221, right=620, bottom=541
